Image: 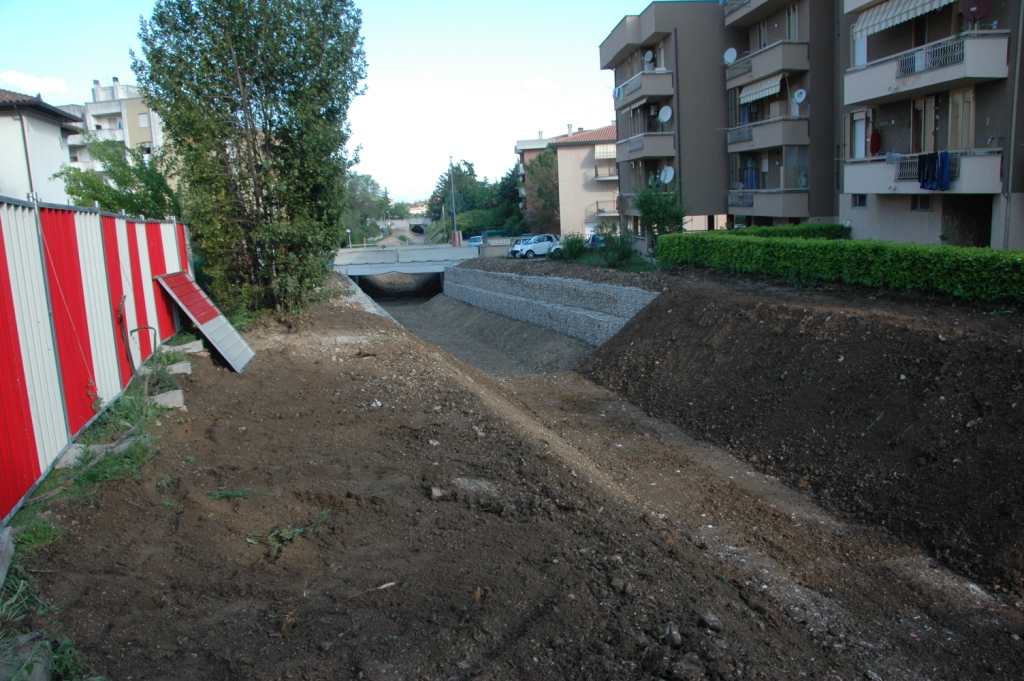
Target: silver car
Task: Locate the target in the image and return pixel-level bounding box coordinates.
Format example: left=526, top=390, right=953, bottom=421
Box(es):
left=509, top=234, right=559, bottom=259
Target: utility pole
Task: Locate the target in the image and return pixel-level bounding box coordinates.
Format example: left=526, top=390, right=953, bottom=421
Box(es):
left=449, top=156, right=457, bottom=237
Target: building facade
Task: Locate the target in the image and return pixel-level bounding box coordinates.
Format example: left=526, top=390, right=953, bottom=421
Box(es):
left=838, top=0, right=1024, bottom=249
left=601, top=1, right=745, bottom=234
left=0, top=89, right=79, bottom=203
left=549, top=125, right=619, bottom=237
left=60, top=78, right=165, bottom=174
left=723, top=0, right=837, bottom=224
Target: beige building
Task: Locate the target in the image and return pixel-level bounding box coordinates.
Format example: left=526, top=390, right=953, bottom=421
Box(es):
left=601, top=1, right=745, bottom=234
left=60, top=78, right=165, bottom=174
left=838, top=0, right=1024, bottom=249
left=723, top=0, right=837, bottom=224
left=549, top=125, right=619, bottom=237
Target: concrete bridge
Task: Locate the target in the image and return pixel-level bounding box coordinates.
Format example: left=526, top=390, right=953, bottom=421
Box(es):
left=333, top=245, right=479, bottom=276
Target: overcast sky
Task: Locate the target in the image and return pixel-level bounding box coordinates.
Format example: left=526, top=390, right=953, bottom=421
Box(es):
left=0, top=0, right=684, bottom=201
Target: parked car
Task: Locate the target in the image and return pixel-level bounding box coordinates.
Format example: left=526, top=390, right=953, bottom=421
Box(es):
left=509, top=234, right=559, bottom=259
left=585, top=234, right=605, bottom=248
left=467, top=235, right=484, bottom=247
left=507, top=236, right=529, bottom=257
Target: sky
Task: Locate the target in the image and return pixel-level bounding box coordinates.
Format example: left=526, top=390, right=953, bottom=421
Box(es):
left=0, top=0, right=667, bottom=202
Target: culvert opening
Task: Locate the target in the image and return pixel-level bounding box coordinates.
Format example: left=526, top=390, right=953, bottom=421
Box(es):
left=354, top=273, right=443, bottom=301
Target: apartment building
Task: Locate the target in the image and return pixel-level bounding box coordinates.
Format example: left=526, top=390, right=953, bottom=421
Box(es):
left=549, top=125, right=619, bottom=237
left=601, top=1, right=745, bottom=234
left=514, top=131, right=567, bottom=231
left=0, top=88, right=79, bottom=203
left=60, top=78, right=164, bottom=173
left=838, top=0, right=1024, bottom=249
left=723, top=0, right=837, bottom=224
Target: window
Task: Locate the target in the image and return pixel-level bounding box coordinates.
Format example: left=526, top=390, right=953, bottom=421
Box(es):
left=787, top=3, right=799, bottom=41
left=757, top=20, right=768, bottom=50
left=843, top=109, right=873, bottom=159
left=948, top=87, right=975, bottom=149
left=911, top=195, right=932, bottom=211
left=851, top=194, right=867, bottom=208
left=138, top=113, right=150, bottom=128
left=912, top=97, right=936, bottom=153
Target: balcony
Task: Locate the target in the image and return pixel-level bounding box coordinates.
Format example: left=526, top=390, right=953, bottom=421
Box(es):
left=844, top=0, right=886, bottom=13
left=614, top=70, right=674, bottom=110
left=844, top=149, right=1003, bottom=195
left=723, top=0, right=790, bottom=27
left=594, top=200, right=619, bottom=218
left=728, top=189, right=809, bottom=217
left=845, top=31, right=1010, bottom=106
left=595, top=165, right=619, bottom=181
left=616, top=133, right=675, bottom=163
left=600, top=4, right=676, bottom=69
left=726, top=41, right=809, bottom=90
left=67, top=128, right=125, bottom=146
left=727, top=117, right=809, bottom=153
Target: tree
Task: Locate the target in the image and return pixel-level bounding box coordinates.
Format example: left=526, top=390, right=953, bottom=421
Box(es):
left=53, top=138, right=180, bottom=219
left=340, top=173, right=388, bottom=246
left=426, top=161, right=493, bottom=222
left=132, top=0, right=366, bottom=313
left=524, top=148, right=559, bottom=232
left=633, top=183, right=688, bottom=247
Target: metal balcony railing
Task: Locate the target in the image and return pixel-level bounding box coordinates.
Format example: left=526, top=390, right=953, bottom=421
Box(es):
left=596, top=200, right=619, bottom=215
left=728, top=126, right=755, bottom=144
left=728, top=192, right=755, bottom=207
left=595, top=164, right=619, bottom=179
left=896, top=35, right=965, bottom=78
left=894, top=151, right=962, bottom=181
left=726, top=59, right=753, bottom=79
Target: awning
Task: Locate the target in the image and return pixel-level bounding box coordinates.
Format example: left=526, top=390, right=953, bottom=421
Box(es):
left=852, top=0, right=957, bottom=40
left=738, top=74, right=782, bottom=105
left=594, top=144, right=616, bottom=160
left=155, top=272, right=255, bottom=372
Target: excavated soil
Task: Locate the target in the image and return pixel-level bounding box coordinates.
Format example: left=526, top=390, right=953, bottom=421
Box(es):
left=23, top=261, right=1024, bottom=680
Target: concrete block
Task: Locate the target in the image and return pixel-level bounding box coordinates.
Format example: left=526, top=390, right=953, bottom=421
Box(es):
left=167, top=361, right=192, bottom=375
left=159, top=340, right=203, bottom=354
left=56, top=437, right=143, bottom=470
left=151, top=390, right=185, bottom=409
left=0, top=527, right=13, bottom=587
left=0, top=632, right=52, bottom=681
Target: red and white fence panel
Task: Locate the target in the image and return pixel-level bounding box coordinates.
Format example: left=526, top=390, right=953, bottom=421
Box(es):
left=0, top=196, right=192, bottom=522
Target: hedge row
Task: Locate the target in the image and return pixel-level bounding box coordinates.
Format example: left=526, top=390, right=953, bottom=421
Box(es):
left=658, top=232, right=1024, bottom=304
left=729, top=223, right=849, bottom=240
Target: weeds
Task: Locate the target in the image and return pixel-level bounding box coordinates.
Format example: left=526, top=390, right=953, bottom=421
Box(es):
left=206, top=488, right=251, bottom=500
left=248, top=509, right=329, bottom=552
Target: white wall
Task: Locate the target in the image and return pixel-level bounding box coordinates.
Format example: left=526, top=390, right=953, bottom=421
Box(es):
left=0, top=112, right=71, bottom=203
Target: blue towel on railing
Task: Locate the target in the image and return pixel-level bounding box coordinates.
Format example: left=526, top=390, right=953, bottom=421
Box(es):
left=938, top=150, right=950, bottom=191
left=918, top=152, right=938, bottom=190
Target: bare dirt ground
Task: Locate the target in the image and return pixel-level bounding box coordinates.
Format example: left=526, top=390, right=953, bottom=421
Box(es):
left=24, top=260, right=1024, bottom=680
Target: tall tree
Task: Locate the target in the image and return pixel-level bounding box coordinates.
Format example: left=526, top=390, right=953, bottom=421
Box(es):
left=633, top=183, right=688, bottom=246
left=132, top=0, right=366, bottom=312
left=340, top=173, right=388, bottom=245
left=426, top=161, right=494, bottom=222
left=53, top=137, right=180, bottom=219
left=524, top=148, right=559, bottom=232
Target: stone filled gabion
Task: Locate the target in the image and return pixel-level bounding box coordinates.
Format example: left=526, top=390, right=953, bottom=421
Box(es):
left=444, top=267, right=659, bottom=347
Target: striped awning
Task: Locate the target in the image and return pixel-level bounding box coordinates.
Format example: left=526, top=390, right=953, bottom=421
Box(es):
left=594, top=144, right=616, bottom=160
left=738, top=74, right=783, bottom=104
left=852, top=0, right=958, bottom=40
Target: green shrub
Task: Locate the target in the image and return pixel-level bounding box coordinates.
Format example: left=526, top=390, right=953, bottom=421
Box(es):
left=599, top=228, right=639, bottom=269
left=554, top=234, right=587, bottom=261
left=730, top=223, right=849, bottom=240
left=658, top=232, right=1024, bottom=303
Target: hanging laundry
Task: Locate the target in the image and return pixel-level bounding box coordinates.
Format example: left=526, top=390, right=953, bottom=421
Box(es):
left=938, top=150, right=951, bottom=191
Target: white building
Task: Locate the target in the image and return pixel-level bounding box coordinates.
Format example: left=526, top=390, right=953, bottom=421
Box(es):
left=0, top=88, right=80, bottom=203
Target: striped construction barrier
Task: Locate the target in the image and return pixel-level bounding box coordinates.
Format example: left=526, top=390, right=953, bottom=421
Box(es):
left=0, top=197, right=194, bottom=522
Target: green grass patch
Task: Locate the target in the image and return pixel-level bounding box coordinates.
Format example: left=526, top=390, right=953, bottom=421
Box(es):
left=248, top=509, right=329, bottom=552
left=207, top=487, right=251, bottom=500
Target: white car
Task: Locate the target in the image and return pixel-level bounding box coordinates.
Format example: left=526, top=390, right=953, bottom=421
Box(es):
left=509, top=234, right=559, bottom=259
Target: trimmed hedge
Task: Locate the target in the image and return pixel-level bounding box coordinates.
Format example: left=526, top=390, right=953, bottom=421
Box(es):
left=658, top=232, right=1024, bottom=304
left=729, top=223, right=849, bottom=240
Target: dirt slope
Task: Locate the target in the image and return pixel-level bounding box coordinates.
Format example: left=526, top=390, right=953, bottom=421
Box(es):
left=22, top=269, right=1024, bottom=680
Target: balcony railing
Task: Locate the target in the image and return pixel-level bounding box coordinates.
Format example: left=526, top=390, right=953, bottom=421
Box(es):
left=726, top=59, right=753, bottom=80
left=895, top=152, right=961, bottom=181
left=726, top=117, right=810, bottom=150
left=595, top=200, right=619, bottom=216
left=896, top=35, right=966, bottom=78
left=728, top=126, right=755, bottom=144
left=728, top=192, right=755, bottom=207
left=595, top=165, right=619, bottom=180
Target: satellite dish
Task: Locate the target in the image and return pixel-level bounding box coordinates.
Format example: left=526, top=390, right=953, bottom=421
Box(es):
left=723, top=47, right=738, bottom=65
left=657, top=106, right=673, bottom=124
left=961, top=0, right=992, bottom=21
left=793, top=89, right=807, bottom=104
left=643, top=50, right=655, bottom=63
left=660, top=166, right=675, bottom=185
